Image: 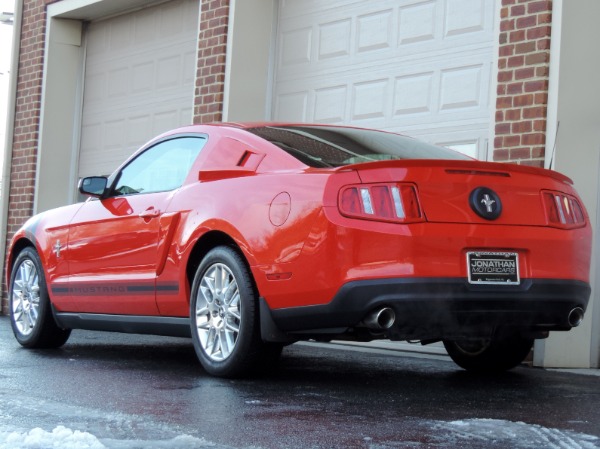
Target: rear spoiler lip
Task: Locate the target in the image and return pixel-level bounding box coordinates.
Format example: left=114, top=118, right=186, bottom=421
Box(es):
left=332, top=159, right=573, bottom=185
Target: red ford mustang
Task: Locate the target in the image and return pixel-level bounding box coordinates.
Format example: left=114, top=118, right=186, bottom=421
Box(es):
left=7, top=124, right=591, bottom=377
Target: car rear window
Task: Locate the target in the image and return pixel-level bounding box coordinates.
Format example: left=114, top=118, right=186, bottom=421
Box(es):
left=246, top=125, right=470, bottom=168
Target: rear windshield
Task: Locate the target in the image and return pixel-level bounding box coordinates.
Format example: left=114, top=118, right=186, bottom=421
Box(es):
left=246, top=125, right=470, bottom=168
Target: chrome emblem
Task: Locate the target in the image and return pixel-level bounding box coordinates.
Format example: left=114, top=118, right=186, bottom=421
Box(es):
left=53, top=240, right=62, bottom=258
left=470, top=187, right=502, bottom=220
left=480, top=194, right=496, bottom=213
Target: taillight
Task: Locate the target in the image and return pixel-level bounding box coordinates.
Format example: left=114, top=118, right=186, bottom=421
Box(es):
left=542, top=190, right=586, bottom=228
left=339, top=183, right=423, bottom=223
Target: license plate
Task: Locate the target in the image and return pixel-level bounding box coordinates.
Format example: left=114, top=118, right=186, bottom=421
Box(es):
left=467, top=252, right=520, bottom=285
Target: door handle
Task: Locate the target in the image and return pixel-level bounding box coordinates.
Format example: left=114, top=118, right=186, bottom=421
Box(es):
left=139, top=207, right=161, bottom=220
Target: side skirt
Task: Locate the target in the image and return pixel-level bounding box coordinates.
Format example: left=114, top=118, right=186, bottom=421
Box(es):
left=54, top=313, right=191, bottom=338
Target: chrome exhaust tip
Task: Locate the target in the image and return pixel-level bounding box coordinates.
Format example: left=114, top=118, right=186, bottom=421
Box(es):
left=568, top=307, right=584, bottom=327
left=363, top=307, right=396, bottom=330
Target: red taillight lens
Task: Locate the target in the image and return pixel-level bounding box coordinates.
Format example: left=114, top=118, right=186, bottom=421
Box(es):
left=339, top=183, right=423, bottom=223
left=542, top=191, right=586, bottom=228
left=371, top=186, right=394, bottom=218
left=340, top=187, right=362, bottom=215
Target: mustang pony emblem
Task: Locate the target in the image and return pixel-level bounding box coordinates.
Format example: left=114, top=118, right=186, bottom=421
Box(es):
left=480, top=194, right=496, bottom=213
left=470, top=187, right=502, bottom=220
left=53, top=241, right=62, bottom=258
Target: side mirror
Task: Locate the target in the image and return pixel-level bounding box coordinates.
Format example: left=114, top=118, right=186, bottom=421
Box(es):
left=79, top=176, right=108, bottom=198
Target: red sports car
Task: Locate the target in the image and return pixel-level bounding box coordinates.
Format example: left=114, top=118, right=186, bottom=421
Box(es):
left=7, top=124, right=591, bottom=377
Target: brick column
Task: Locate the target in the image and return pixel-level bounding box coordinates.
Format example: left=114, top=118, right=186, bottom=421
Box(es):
left=2, top=1, right=47, bottom=313
left=194, top=0, right=229, bottom=124
left=494, top=0, right=552, bottom=167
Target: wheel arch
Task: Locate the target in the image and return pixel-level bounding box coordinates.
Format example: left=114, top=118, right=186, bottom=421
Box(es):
left=184, top=229, right=290, bottom=345
left=6, top=236, right=71, bottom=348
left=185, top=230, right=257, bottom=295
left=6, top=237, right=37, bottom=282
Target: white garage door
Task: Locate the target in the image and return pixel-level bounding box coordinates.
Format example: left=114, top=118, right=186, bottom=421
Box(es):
left=273, top=0, right=497, bottom=159
left=79, top=0, right=199, bottom=178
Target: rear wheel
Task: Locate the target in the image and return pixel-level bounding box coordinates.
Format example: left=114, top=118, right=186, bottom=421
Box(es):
left=443, top=334, right=533, bottom=373
left=190, top=246, right=282, bottom=378
left=9, top=247, right=71, bottom=348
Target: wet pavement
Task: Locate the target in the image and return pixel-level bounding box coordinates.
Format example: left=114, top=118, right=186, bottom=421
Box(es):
left=0, top=315, right=598, bottom=448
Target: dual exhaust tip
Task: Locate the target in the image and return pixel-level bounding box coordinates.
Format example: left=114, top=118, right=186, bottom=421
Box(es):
left=363, top=306, right=585, bottom=330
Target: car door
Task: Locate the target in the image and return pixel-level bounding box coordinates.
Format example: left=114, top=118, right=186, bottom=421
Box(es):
left=56, top=136, right=206, bottom=315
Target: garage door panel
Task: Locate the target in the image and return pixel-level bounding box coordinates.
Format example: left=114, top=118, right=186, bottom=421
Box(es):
left=279, top=0, right=365, bottom=20
left=158, top=0, right=188, bottom=37
left=133, top=7, right=157, bottom=44
left=445, top=0, right=487, bottom=37
left=274, top=91, right=309, bottom=123
left=314, top=85, right=348, bottom=123
left=319, top=18, right=352, bottom=60
left=276, top=0, right=495, bottom=81
left=156, top=55, right=183, bottom=89
left=79, top=0, right=198, bottom=179
left=351, top=79, right=389, bottom=121
left=394, top=72, right=434, bottom=116
left=109, top=14, right=134, bottom=51
left=273, top=0, right=497, bottom=159
left=357, top=9, right=394, bottom=53
left=398, top=1, right=436, bottom=45
left=132, top=62, right=154, bottom=93
left=439, top=64, right=486, bottom=111
left=279, top=27, right=312, bottom=68
left=85, top=47, right=195, bottom=103
left=127, top=114, right=153, bottom=147
left=275, top=58, right=493, bottom=124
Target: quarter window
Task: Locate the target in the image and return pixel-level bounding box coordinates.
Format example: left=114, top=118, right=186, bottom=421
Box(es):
left=114, top=136, right=206, bottom=196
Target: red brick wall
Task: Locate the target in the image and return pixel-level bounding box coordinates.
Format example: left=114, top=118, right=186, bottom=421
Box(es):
left=2, top=1, right=47, bottom=313
left=494, top=0, right=552, bottom=167
left=194, top=0, right=229, bottom=124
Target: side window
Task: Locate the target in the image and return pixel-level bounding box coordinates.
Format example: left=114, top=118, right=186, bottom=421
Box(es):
left=114, top=136, right=206, bottom=196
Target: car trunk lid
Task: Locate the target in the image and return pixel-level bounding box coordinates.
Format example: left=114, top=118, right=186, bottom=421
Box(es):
left=337, top=159, right=574, bottom=226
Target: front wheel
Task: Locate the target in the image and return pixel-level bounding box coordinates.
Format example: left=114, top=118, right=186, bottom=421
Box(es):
left=190, top=246, right=281, bottom=378
left=443, top=334, right=533, bottom=373
left=9, top=247, right=71, bottom=348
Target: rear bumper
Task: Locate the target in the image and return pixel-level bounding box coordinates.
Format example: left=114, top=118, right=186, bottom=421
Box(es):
left=264, top=278, right=590, bottom=341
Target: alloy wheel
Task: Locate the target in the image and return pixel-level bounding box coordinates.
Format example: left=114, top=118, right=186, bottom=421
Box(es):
left=194, top=263, right=241, bottom=361
left=12, top=259, right=40, bottom=336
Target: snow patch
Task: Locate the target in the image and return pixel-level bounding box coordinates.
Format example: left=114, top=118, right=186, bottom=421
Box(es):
left=436, top=419, right=600, bottom=448
left=0, top=426, right=104, bottom=449
left=100, top=434, right=218, bottom=449
left=0, top=426, right=220, bottom=449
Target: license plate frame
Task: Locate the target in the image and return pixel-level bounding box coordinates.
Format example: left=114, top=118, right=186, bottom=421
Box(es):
left=467, top=251, right=520, bottom=285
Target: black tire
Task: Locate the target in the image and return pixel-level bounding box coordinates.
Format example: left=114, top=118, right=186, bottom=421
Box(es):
left=443, top=335, right=533, bottom=373
left=9, top=247, right=71, bottom=348
left=189, top=246, right=281, bottom=378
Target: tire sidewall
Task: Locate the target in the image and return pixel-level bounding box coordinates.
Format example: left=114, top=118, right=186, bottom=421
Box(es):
left=444, top=336, right=533, bottom=372
left=190, top=246, right=259, bottom=377
left=9, top=247, right=52, bottom=347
